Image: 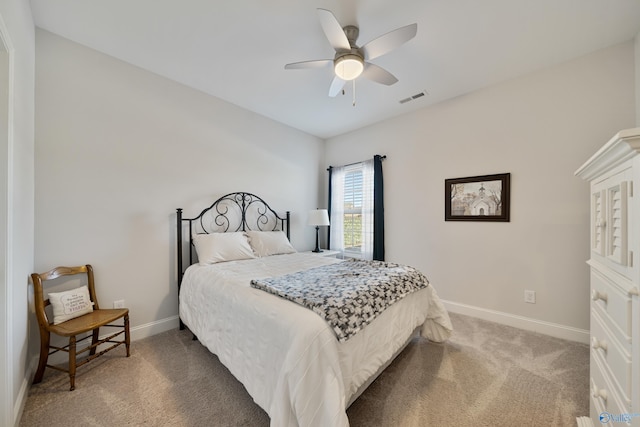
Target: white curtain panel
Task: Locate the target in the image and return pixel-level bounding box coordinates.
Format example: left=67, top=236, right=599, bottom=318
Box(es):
left=361, top=159, right=375, bottom=261
left=330, top=165, right=345, bottom=253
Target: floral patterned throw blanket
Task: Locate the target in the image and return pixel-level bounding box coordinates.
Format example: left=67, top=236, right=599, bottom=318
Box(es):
left=250, top=259, right=430, bottom=342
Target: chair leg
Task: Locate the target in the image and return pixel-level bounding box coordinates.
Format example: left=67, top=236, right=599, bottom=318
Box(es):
left=124, top=314, right=130, bottom=357
left=90, top=328, right=99, bottom=356
left=33, top=330, right=50, bottom=384
left=68, top=336, right=77, bottom=391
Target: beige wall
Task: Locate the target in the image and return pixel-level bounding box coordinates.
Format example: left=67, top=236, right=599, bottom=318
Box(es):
left=0, top=0, right=35, bottom=425
left=325, top=42, right=636, bottom=340
left=34, top=30, right=324, bottom=348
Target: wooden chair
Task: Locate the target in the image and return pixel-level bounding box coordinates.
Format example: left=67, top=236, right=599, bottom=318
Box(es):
left=31, top=264, right=130, bottom=391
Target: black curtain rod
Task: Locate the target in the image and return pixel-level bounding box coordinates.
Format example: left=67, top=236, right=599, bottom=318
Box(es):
left=327, top=154, right=386, bottom=171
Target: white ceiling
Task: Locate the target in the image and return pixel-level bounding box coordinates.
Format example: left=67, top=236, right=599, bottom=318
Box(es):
left=30, top=0, right=640, bottom=139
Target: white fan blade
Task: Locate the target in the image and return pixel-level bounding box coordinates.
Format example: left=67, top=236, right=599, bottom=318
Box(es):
left=361, top=63, right=398, bottom=85
left=317, top=9, right=351, bottom=52
left=361, top=23, right=417, bottom=60
left=328, top=76, right=346, bottom=97
left=285, top=59, right=333, bottom=70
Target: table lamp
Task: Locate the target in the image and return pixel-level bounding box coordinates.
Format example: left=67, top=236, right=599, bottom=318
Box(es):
left=308, top=209, right=330, bottom=252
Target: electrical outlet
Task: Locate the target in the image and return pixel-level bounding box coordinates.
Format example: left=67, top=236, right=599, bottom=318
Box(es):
left=113, top=299, right=125, bottom=309
left=524, top=290, right=536, bottom=304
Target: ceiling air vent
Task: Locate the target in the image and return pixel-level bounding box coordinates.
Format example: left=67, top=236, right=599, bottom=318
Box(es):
left=399, top=90, right=428, bottom=104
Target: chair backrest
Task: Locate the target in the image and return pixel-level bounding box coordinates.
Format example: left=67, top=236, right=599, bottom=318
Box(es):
left=31, top=265, right=99, bottom=330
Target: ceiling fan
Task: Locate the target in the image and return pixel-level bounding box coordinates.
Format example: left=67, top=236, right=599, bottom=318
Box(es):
left=285, top=9, right=417, bottom=98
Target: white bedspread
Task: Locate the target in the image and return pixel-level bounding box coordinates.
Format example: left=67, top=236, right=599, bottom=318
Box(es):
left=179, top=253, right=452, bottom=427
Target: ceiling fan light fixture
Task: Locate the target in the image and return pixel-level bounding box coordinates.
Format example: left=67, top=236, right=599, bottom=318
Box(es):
left=334, top=54, right=364, bottom=81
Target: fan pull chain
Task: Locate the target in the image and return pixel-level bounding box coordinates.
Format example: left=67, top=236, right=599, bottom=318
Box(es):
left=352, top=80, right=356, bottom=107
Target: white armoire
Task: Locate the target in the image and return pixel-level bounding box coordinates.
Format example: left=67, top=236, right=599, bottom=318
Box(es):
left=576, top=127, right=640, bottom=426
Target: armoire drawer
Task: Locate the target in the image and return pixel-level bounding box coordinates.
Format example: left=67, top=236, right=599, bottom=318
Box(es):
left=591, top=353, right=630, bottom=420
left=591, top=309, right=632, bottom=403
left=590, top=268, right=633, bottom=342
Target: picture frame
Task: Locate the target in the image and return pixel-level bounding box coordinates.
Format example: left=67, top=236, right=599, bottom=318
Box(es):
left=445, top=173, right=510, bottom=222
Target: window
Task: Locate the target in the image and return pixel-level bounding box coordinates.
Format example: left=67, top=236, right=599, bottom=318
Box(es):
left=330, top=160, right=374, bottom=259
left=343, top=166, right=363, bottom=254
left=329, top=155, right=385, bottom=261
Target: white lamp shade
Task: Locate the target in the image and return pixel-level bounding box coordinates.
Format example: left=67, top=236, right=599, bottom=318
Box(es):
left=308, top=209, right=330, bottom=226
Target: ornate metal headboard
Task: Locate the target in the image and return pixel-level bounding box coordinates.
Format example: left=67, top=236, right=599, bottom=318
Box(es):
left=176, top=191, right=290, bottom=292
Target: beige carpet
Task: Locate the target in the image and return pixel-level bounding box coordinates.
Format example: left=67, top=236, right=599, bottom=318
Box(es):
left=19, top=313, right=589, bottom=426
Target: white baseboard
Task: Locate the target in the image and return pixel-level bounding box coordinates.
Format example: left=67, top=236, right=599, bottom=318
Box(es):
left=12, top=364, right=32, bottom=427
left=130, top=315, right=180, bottom=341
left=442, top=300, right=590, bottom=344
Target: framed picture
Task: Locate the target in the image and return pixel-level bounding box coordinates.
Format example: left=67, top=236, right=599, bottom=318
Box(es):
left=445, top=173, right=510, bottom=222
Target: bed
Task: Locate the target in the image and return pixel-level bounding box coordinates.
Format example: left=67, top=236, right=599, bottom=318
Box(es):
left=176, top=192, right=452, bottom=427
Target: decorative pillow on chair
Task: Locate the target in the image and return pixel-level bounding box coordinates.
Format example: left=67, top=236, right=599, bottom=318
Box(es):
left=48, top=286, right=94, bottom=325
left=245, top=230, right=297, bottom=257
left=193, top=232, right=256, bottom=265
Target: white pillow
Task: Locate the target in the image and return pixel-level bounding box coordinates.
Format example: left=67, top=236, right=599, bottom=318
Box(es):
left=48, top=286, right=94, bottom=325
left=193, top=232, right=256, bottom=265
left=245, top=230, right=296, bottom=257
